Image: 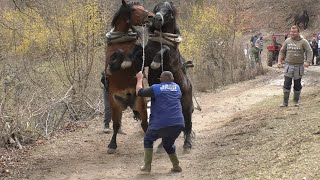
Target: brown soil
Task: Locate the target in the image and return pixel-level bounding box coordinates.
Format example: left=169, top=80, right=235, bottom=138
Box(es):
left=2, top=66, right=319, bottom=180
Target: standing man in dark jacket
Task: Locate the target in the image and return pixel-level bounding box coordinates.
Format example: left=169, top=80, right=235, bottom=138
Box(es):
left=310, top=37, right=318, bottom=65
left=277, top=25, right=312, bottom=107
left=136, top=71, right=184, bottom=173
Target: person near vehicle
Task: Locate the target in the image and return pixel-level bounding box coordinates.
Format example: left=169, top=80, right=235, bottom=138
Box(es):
left=273, top=36, right=282, bottom=63
left=250, top=41, right=261, bottom=65
left=136, top=71, right=184, bottom=173
left=250, top=32, right=263, bottom=49
left=277, top=25, right=312, bottom=107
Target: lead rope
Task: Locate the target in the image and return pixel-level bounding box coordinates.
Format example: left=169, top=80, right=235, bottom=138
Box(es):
left=160, top=28, right=164, bottom=73
left=141, top=24, right=146, bottom=72
left=156, top=12, right=165, bottom=73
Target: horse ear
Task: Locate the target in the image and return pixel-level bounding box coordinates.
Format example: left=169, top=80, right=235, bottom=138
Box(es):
left=122, top=0, right=127, bottom=7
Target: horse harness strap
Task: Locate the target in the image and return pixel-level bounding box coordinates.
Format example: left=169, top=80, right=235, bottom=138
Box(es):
left=149, top=30, right=182, bottom=48
left=106, top=28, right=138, bottom=45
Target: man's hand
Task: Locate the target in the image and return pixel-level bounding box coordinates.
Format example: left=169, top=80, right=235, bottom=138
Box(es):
left=304, top=62, right=309, bottom=68
left=136, top=71, right=144, bottom=81
left=136, top=71, right=144, bottom=96
left=277, top=62, right=283, bottom=68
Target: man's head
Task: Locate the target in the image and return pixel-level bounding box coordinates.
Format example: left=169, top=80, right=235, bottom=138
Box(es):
left=290, top=25, right=300, bottom=39
left=160, top=71, right=174, bottom=82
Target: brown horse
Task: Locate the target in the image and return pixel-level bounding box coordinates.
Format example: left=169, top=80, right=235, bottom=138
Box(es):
left=145, top=2, right=194, bottom=152
left=105, top=0, right=153, bottom=154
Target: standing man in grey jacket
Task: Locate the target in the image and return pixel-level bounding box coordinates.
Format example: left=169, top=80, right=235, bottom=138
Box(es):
left=277, top=25, right=312, bottom=107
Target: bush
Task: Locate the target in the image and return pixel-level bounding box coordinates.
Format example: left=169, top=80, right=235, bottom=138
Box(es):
left=0, top=0, right=115, bottom=147
left=179, top=4, right=264, bottom=92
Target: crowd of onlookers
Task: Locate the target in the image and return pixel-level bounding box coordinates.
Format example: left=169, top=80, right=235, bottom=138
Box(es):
left=248, top=31, right=320, bottom=66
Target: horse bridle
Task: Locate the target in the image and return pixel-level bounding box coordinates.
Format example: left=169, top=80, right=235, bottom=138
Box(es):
left=156, top=12, right=165, bottom=26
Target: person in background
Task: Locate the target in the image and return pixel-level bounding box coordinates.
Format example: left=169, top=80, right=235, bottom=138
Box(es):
left=317, top=33, right=320, bottom=62
left=309, top=37, right=318, bottom=65
left=277, top=25, right=312, bottom=107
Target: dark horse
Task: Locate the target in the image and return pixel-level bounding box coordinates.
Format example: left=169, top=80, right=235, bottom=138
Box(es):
left=294, top=10, right=309, bottom=29
left=105, top=0, right=153, bottom=154
left=145, top=2, right=194, bottom=151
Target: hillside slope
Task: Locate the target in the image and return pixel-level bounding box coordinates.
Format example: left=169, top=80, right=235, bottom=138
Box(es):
left=243, top=0, right=320, bottom=35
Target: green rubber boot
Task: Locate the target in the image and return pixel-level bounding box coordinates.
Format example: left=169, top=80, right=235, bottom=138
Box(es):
left=140, top=148, right=153, bottom=172
left=168, top=153, right=182, bottom=172
left=280, top=91, right=290, bottom=107
left=293, top=91, right=301, bottom=107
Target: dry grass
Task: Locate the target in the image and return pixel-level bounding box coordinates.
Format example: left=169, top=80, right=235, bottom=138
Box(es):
left=204, top=89, right=320, bottom=179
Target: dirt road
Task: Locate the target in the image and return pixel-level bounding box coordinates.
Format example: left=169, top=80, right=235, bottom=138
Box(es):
left=25, top=66, right=320, bottom=180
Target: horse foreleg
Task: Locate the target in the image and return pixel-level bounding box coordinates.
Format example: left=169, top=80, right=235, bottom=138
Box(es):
left=107, top=108, right=122, bottom=154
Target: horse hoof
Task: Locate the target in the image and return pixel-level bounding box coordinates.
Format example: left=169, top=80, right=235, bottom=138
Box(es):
left=183, top=144, right=192, bottom=154
left=183, top=148, right=191, bottom=154
left=106, top=66, right=112, bottom=75
left=121, top=61, right=132, bottom=69
left=150, top=62, right=161, bottom=69
left=103, top=128, right=112, bottom=134
left=107, top=148, right=116, bottom=154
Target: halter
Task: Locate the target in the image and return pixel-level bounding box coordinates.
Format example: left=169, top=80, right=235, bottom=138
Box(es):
left=156, top=12, right=165, bottom=26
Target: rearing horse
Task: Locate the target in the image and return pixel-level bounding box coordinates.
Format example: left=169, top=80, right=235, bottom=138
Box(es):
left=145, top=2, right=194, bottom=151
left=105, top=0, right=153, bottom=154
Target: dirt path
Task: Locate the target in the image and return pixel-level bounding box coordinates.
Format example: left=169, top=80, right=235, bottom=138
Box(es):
left=25, top=66, right=320, bottom=180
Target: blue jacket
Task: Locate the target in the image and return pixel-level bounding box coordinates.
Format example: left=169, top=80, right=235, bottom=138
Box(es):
left=148, top=82, right=185, bottom=130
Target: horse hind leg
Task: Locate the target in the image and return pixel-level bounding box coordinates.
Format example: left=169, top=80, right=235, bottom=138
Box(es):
left=182, top=94, right=194, bottom=153
left=132, top=97, right=148, bottom=132
left=182, top=109, right=193, bottom=153
left=107, top=107, right=122, bottom=154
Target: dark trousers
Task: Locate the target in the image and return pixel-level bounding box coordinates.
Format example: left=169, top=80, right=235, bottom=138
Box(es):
left=312, top=51, right=318, bottom=65
left=283, top=76, right=302, bottom=92
left=144, top=126, right=184, bottom=154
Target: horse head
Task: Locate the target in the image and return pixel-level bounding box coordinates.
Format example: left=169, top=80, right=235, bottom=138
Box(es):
left=112, top=0, right=153, bottom=31
left=152, top=2, right=178, bottom=31
left=107, top=1, right=154, bottom=71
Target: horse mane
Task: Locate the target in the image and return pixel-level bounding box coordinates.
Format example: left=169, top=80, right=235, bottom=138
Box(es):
left=111, top=2, right=141, bottom=27
left=153, top=2, right=178, bottom=17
